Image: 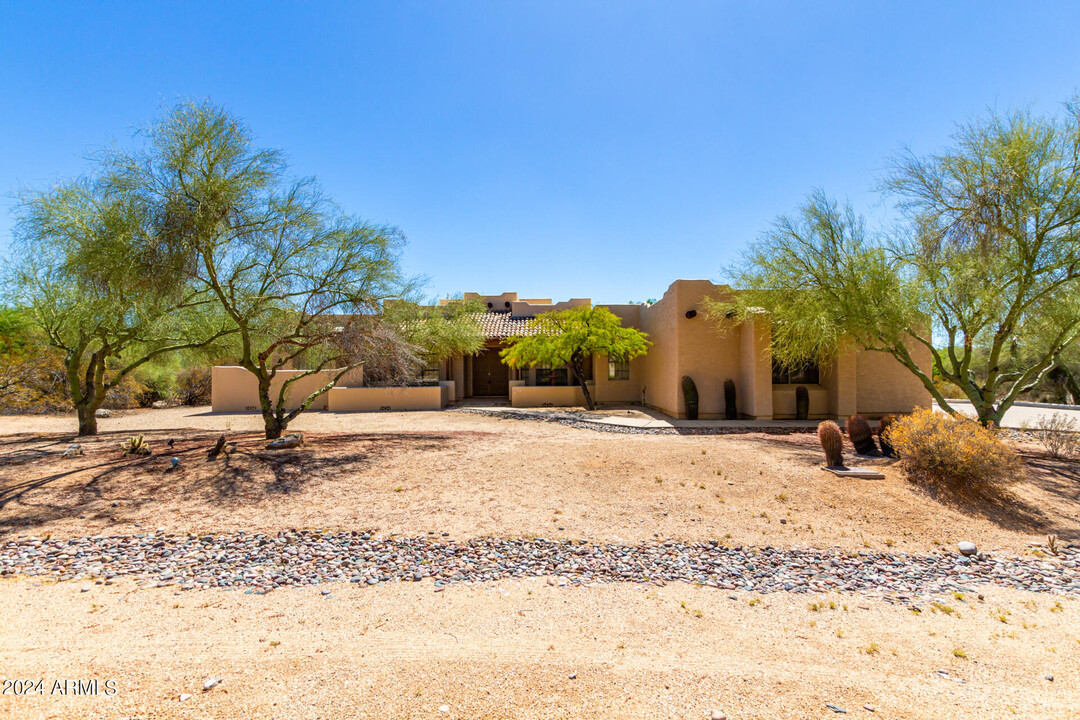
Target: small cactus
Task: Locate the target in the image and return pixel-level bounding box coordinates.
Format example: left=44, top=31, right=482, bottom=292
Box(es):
left=723, top=378, right=737, bottom=420
left=795, top=385, right=809, bottom=420
left=818, top=420, right=845, bottom=468
left=877, top=414, right=898, bottom=458
left=681, top=376, right=699, bottom=420
left=847, top=414, right=880, bottom=456
left=121, top=435, right=151, bottom=456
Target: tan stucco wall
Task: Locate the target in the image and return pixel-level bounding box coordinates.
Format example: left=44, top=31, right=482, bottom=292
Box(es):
left=739, top=313, right=773, bottom=419
left=855, top=344, right=933, bottom=416
left=591, top=303, right=646, bottom=404
left=211, top=367, right=335, bottom=413
left=511, top=385, right=587, bottom=408
left=673, top=282, right=743, bottom=419
left=327, top=385, right=443, bottom=412
left=439, top=381, right=455, bottom=406
left=824, top=350, right=858, bottom=419
left=637, top=284, right=681, bottom=416
left=771, top=385, right=830, bottom=419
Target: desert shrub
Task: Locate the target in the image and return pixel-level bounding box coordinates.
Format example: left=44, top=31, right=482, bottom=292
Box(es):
left=175, top=367, right=212, bottom=406
left=0, top=348, right=72, bottom=414
left=100, top=371, right=152, bottom=410
left=887, top=408, right=1022, bottom=491
left=1032, top=412, right=1080, bottom=459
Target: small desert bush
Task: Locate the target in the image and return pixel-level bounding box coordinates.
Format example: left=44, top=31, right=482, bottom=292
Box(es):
left=175, top=367, right=212, bottom=406
left=1032, top=412, right=1080, bottom=459
left=887, top=408, right=1022, bottom=491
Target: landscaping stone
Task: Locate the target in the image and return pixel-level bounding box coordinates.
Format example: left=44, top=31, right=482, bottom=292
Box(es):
left=958, top=542, right=978, bottom=556
left=1, top=531, right=1077, bottom=598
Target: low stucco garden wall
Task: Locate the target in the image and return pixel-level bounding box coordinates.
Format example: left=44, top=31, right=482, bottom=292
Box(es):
left=771, top=384, right=830, bottom=419
left=511, top=385, right=587, bottom=408
left=327, top=385, right=444, bottom=412
left=211, top=367, right=337, bottom=413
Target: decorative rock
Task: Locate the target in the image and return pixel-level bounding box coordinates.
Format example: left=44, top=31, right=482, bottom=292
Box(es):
left=94, top=408, right=112, bottom=418
left=1045, top=674, right=1054, bottom=682
left=958, top=542, right=978, bottom=557
left=179, top=693, right=192, bottom=702
left=825, top=704, right=848, bottom=714
left=568, top=672, right=577, bottom=680
left=151, top=400, right=169, bottom=409
left=438, top=705, right=450, bottom=714
left=202, top=677, right=222, bottom=692
left=266, top=433, right=304, bottom=450
left=80, top=584, right=91, bottom=593
left=61, top=444, right=84, bottom=458
left=711, top=711, right=727, bottom=720
left=0, top=532, right=1076, bottom=597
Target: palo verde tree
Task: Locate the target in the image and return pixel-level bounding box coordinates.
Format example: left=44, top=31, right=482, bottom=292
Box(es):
left=112, top=101, right=413, bottom=439
left=9, top=169, right=232, bottom=435
left=382, top=296, right=486, bottom=373
left=708, top=99, right=1080, bottom=426
left=500, top=305, right=651, bottom=410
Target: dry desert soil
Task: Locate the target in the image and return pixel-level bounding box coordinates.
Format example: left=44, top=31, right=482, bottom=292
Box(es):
left=1, top=406, right=1079, bottom=719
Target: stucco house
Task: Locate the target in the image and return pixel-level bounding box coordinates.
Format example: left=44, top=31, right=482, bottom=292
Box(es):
left=212, top=278, right=931, bottom=418
left=437, top=279, right=930, bottom=419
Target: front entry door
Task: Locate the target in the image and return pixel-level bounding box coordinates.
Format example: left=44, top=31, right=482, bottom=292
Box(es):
left=472, top=348, right=509, bottom=396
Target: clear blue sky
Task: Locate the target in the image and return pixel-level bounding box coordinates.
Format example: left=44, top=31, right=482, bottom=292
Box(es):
left=2, top=2, right=1079, bottom=304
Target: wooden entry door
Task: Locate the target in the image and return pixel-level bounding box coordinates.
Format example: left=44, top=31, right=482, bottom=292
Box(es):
left=472, top=348, right=509, bottom=396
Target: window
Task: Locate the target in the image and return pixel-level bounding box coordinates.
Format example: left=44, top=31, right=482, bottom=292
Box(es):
left=518, top=366, right=531, bottom=384
left=535, top=366, right=568, bottom=386
left=608, top=357, right=630, bottom=381
left=771, top=359, right=820, bottom=385
left=419, top=354, right=440, bottom=384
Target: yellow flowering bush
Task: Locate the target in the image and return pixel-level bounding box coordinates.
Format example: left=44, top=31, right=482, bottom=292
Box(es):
left=887, top=408, right=1022, bottom=491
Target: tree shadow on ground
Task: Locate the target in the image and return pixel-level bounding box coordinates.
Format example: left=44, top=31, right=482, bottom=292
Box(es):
left=0, top=429, right=467, bottom=534
left=749, top=434, right=1080, bottom=541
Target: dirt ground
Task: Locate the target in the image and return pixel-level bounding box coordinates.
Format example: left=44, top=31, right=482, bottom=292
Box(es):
left=0, top=407, right=1077, bottom=554
left=1, top=578, right=1077, bottom=719
left=2, top=407, right=1079, bottom=719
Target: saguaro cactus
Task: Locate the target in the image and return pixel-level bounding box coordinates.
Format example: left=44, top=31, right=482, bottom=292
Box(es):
left=847, top=414, right=880, bottom=456
left=681, top=376, right=699, bottom=420
left=723, top=378, right=737, bottom=420
left=817, top=420, right=845, bottom=468
left=877, top=414, right=898, bottom=458
left=795, top=385, right=809, bottom=420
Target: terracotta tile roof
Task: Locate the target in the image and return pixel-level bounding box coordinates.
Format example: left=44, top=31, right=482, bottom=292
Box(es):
left=472, top=311, right=542, bottom=339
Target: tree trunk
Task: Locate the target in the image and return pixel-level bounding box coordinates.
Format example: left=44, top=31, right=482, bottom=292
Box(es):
left=263, top=414, right=285, bottom=440
left=571, top=360, right=595, bottom=410
left=254, top=373, right=288, bottom=439
left=76, top=404, right=98, bottom=436
left=1058, top=364, right=1080, bottom=405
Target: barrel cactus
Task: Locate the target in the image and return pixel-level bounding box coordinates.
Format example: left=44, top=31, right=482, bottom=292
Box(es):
left=877, top=414, right=898, bottom=458
left=723, top=378, right=737, bottom=420
left=681, top=376, right=699, bottom=420
left=817, top=420, right=845, bottom=468
left=795, top=385, right=809, bottom=420
left=847, top=414, right=880, bottom=456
